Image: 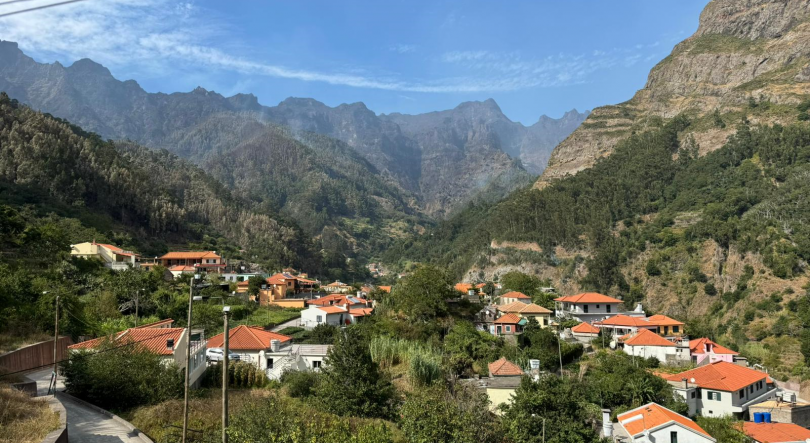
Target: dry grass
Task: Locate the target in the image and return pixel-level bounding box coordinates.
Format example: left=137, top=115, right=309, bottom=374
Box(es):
left=0, top=384, right=60, bottom=443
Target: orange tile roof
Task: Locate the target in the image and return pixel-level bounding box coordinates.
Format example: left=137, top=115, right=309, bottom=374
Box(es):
left=169, top=265, right=197, bottom=272
left=502, top=291, right=531, bottom=299
left=96, top=243, right=139, bottom=257
left=618, top=403, right=712, bottom=440
left=476, top=283, right=488, bottom=289
left=160, top=251, right=220, bottom=260
left=742, top=422, right=810, bottom=443
left=624, top=329, right=676, bottom=347
left=647, top=315, right=685, bottom=326
left=493, top=313, right=521, bottom=324
left=318, top=306, right=347, bottom=314
left=488, top=357, right=523, bottom=376
left=237, top=281, right=250, bottom=286
left=497, top=301, right=530, bottom=313
left=519, top=303, right=552, bottom=314
left=571, top=322, right=600, bottom=334
left=349, top=308, right=374, bottom=317
left=378, top=286, right=392, bottom=293
left=325, top=281, right=349, bottom=287
left=596, top=315, right=652, bottom=328
left=664, top=361, right=769, bottom=392
left=69, top=327, right=185, bottom=355
left=554, top=292, right=622, bottom=304
left=690, top=338, right=738, bottom=355
left=207, top=325, right=291, bottom=351
left=455, top=283, right=474, bottom=293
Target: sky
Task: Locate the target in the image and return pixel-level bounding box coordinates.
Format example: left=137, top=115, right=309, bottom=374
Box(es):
left=0, top=0, right=709, bottom=124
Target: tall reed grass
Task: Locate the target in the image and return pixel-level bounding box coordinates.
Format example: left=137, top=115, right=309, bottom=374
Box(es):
left=369, top=336, right=443, bottom=386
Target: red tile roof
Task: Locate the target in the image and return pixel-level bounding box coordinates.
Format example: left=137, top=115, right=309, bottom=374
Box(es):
left=169, top=265, right=197, bottom=272
left=161, top=251, right=220, bottom=260
left=488, top=357, right=523, bottom=376
left=690, top=338, right=738, bottom=355
left=596, top=315, right=652, bottom=328
left=618, top=403, right=712, bottom=440
left=624, top=329, right=676, bottom=347
left=207, top=325, right=291, bottom=351
left=572, top=322, right=600, bottom=334
left=455, top=283, right=474, bottom=293
left=318, top=306, right=347, bottom=314
left=647, top=315, right=685, bottom=326
left=378, top=286, right=392, bottom=293
left=96, top=243, right=139, bottom=257
left=519, top=303, right=552, bottom=314
left=501, top=291, right=531, bottom=299
left=497, top=301, right=530, bottom=313
left=349, top=308, right=374, bottom=317
left=742, top=422, right=810, bottom=443
left=554, top=292, right=622, bottom=304
left=493, top=313, right=521, bottom=324
left=664, top=361, right=770, bottom=392
left=266, top=272, right=296, bottom=285
left=69, top=327, right=185, bottom=356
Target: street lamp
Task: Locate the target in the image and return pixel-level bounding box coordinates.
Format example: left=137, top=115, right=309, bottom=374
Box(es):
left=182, top=273, right=201, bottom=443
left=222, top=305, right=231, bottom=443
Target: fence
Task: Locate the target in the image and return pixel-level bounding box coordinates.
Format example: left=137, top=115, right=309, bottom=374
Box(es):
left=0, top=336, right=73, bottom=374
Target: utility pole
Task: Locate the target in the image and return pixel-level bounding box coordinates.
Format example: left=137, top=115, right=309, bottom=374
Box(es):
left=222, top=306, right=231, bottom=443
left=51, top=294, right=59, bottom=395
left=557, top=322, right=563, bottom=377
left=134, top=289, right=140, bottom=327
left=181, top=274, right=197, bottom=443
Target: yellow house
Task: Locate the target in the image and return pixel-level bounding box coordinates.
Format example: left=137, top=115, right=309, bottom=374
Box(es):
left=484, top=358, right=524, bottom=414
left=647, top=315, right=686, bottom=337
left=71, top=242, right=138, bottom=271
left=497, top=302, right=552, bottom=328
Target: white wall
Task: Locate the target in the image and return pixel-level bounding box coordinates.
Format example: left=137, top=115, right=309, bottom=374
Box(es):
left=625, top=345, right=690, bottom=365
left=300, top=307, right=344, bottom=329
left=648, top=423, right=714, bottom=443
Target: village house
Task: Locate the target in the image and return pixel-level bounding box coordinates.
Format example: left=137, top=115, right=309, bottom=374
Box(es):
left=663, top=361, right=777, bottom=418
left=159, top=251, right=225, bottom=274
left=554, top=292, right=629, bottom=323
left=68, top=319, right=207, bottom=387
left=595, top=314, right=657, bottom=337
left=323, top=281, right=352, bottom=293
left=168, top=265, right=197, bottom=279
left=571, top=322, right=600, bottom=342
left=70, top=241, right=139, bottom=271
left=500, top=291, right=532, bottom=304
left=613, top=402, right=716, bottom=443
left=206, top=325, right=329, bottom=380
left=221, top=271, right=263, bottom=283
left=622, top=329, right=690, bottom=366
left=300, top=296, right=372, bottom=329
left=474, top=305, right=499, bottom=332
left=497, top=301, right=552, bottom=327
left=491, top=313, right=523, bottom=336
left=689, top=337, right=738, bottom=366
left=742, top=421, right=810, bottom=443
left=648, top=314, right=686, bottom=338
left=484, top=357, right=524, bottom=413
left=254, top=272, right=316, bottom=307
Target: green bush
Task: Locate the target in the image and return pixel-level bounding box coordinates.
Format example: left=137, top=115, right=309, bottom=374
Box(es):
left=280, top=370, right=320, bottom=398
left=203, top=361, right=267, bottom=389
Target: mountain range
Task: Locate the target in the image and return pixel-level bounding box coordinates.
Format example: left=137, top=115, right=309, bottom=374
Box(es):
left=0, top=41, right=587, bottom=218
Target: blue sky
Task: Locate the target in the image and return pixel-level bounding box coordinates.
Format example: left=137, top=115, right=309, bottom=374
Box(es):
left=1, top=0, right=708, bottom=124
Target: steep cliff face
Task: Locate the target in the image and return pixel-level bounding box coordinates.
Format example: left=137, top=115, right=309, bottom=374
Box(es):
left=539, top=0, right=810, bottom=186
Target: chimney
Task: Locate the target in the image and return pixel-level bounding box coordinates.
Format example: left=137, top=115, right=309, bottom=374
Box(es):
left=682, top=378, right=688, bottom=389
left=602, top=409, right=613, bottom=438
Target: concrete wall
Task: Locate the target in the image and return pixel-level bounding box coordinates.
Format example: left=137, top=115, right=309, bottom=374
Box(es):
left=625, top=344, right=690, bottom=365
left=648, top=424, right=714, bottom=443
left=41, top=396, right=68, bottom=443
left=749, top=404, right=810, bottom=428
left=169, top=330, right=206, bottom=387
left=486, top=387, right=516, bottom=414
left=301, top=308, right=344, bottom=329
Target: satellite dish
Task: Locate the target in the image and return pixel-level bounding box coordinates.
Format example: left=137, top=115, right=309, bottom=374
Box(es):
left=690, top=378, right=696, bottom=383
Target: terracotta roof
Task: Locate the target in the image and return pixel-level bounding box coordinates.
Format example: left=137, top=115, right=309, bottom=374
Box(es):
left=664, top=361, right=770, bottom=392
left=349, top=308, right=373, bottom=317
left=325, top=281, right=349, bottom=287
left=647, top=315, right=685, bottom=326
left=308, top=294, right=368, bottom=307
left=476, top=283, right=488, bottom=289
left=160, top=251, right=220, bottom=260
left=69, top=327, right=185, bottom=356
left=596, top=315, right=652, bottom=328
left=96, top=243, right=139, bottom=257
left=618, top=403, right=712, bottom=440
left=742, top=422, right=810, bottom=443
left=135, top=319, right=174, bottom=329
left=488, top=357, right=523, bottom=376
left=236, top=281, right=249, bottom=287
left=571, top=322, right=600, bottom=334
left=624, top=329, right=676, bottom=347
left=497, top=301, right=529, bottom=313
left=519, top=303, right=552, bottom=314
left=501, top=291, right=531, bottom=299
left=318, top=306, right=347, bottom=314
left=690, top=338, right=738, bottom=355
left=554, top=292, right=622, bottom=304
left=266, top=273, right=296, bottom=285
left=169, top=265, right=197, bottom=272
left=455, top=283, right=474, bottom=293
left=378, top=286, right=392, bottom=293
left=493, top=313, right=521, bottom=324
left=207, top=325, right=291, bottom=351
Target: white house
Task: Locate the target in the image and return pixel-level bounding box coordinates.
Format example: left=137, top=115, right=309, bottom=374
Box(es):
left=500, top=291, right=532, bottom=304
left=206, top=325, right=330, bottom=380
left=663, top=361, right=777, bottom=418
left=570, top=322, right=600, bottom=343
left=595, top=314, right=657, bottom=337
left=69, top=319, right=207, bottom=387
left=614, top=403, right=716, bottom=443
left=300, top=305, right=350, bottom=328
left=70, top=241, right=139, bottom=271
left=554, top=292, right=628, bottom=323
left=623, top=329, right=690, bottom=366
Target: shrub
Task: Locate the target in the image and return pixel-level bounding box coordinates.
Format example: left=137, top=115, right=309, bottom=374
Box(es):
left=704, top=283, right=718, bottom=296
left=280, top=370, right=320, bottom=398
left=203, top=361, right=267, bottom=389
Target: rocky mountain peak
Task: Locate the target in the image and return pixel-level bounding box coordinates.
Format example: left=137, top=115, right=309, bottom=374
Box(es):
left=67, top=58, right=113, bottom=77
left=695, top=0, right=810, bottom=40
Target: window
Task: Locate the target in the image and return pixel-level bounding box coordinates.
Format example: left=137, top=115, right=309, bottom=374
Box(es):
left=506, top=326, right=512, bottom=332
left=696, top=390, right=702, bottom=399
left=739, top=389, right=744, bottom=399
left=267, top=358, right=274, bottom=369
left=670, top=431, right=678, bottom=443
left=312, top=360, right=322, bottom=369
left=596, top=305, right=600, bottom=309
left=316, top=315, right=323, bottom=323
left=606, top=305, right=611, bottom=313
left=690, top=391, right=696, bottom=399
left=708, top=391, right=721, bottom=401
left=543, top=318, right=548, bottom=326
left=673, top=326, right=679, bottom=333
left=749, top=385, right=754, bottom=394
left=584, top=304, right=589, bottom=313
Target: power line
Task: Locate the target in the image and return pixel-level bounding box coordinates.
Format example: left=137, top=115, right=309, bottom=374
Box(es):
left=0, top=0, right=88, bottom=19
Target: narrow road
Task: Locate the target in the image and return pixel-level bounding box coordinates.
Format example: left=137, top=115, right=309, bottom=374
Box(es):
left=271, top=317, right=301, bottom=332
left=27, top=369, right=145, bottom=443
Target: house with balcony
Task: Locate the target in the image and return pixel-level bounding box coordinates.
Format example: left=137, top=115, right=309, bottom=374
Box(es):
left=206, top=325, right=329, bottom=380
left=689, top=338, right=738, bottom=366
left=647, top=315, right=686, bottom=338
left=159, top=251, right=224, bottom=274
left=323, top=281, right=352, bottom=293
left=68, top=319, right=206, bottom=387
left=554, top=292, right=632, bottom=323
left=613, top=402, right=715, bottom=443
left=595, top=314, right=657, bottom=337
left=71, top=241, right=139, bottom=271
left=497, top=302, right=552, bottom=327
left=663, top=361, right=777, bottom=418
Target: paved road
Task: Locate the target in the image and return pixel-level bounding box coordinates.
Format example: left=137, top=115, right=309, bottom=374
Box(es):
left=271, top=317, right=301, bottom=332
left=27, top=369, right=145, bottom=443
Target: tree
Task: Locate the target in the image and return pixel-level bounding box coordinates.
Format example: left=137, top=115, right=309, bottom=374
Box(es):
left=444, top=321, right=504, bottom=377
left=316, top=326, right=395, bottom=418
left=247, top=275, right=265, bottom=297
left=500, top=271, right=541, bottom=296
left=390, top=264, right=456, bottom=321
left=400, top=385, right=501, bottom=443
left=519, top=319, right=583, bottom=371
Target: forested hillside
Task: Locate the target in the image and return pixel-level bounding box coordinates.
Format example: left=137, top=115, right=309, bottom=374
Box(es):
left=0, top=93, right=330, bottom=274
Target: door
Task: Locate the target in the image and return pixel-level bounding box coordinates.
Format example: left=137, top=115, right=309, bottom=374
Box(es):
left=496, top=325, right=502, bottom=335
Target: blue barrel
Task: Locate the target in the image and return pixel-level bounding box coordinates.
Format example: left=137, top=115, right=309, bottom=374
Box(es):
left=754, top=412, right=763, bottom=423
left=764, top=412, right=772, bottom=423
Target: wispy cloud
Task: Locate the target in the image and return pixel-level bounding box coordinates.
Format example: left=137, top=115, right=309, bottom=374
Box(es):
left=0, top=0, right=667, bottom=94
